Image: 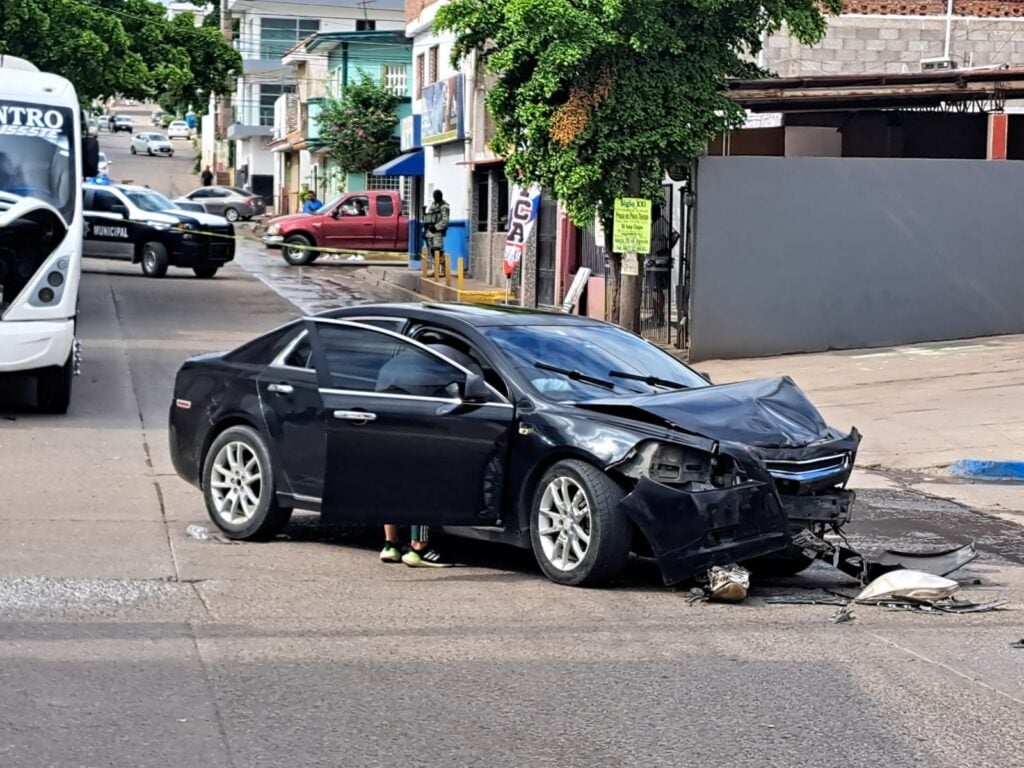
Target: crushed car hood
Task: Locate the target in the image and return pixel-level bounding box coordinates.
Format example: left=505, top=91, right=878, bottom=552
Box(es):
left=578, top=376, right=840, bottom=448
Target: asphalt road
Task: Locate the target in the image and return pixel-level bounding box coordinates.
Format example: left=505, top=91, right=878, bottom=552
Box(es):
left=1, top=107, right=1024, bottom=767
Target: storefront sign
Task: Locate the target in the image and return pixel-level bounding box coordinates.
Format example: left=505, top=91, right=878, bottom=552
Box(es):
left=503, top=183, right=541, bottom=278
left=422, top=74, right=464, bottom=145
left=400, top=114, right=421, bottom=151
left=612, top=197, right=652, bottom=254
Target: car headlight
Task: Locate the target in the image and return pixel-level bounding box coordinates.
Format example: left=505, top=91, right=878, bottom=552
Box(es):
left=616, top=440, right=743, bottom=491
left=266, top=224, right=280, bottom=236
left=149, top=221, right=171, bottom=231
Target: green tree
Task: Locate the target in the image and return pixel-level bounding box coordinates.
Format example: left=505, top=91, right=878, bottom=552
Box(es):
left=436, top=0, right=839, bottom=328
left=318, top=74, right=399, bottom=177
left=0, top=0, right=239, bottom=111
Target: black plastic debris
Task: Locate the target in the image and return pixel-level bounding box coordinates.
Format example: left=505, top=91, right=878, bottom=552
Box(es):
left=766, top=594, right=850, bottom=607
left=1010, top=639, right=1024, bottom=649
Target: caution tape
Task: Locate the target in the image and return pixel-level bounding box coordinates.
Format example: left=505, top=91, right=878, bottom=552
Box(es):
left=179, top=224, right=409, bottom=260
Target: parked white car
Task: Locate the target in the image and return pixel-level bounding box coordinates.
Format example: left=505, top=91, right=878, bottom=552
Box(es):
left=167, top=120, right=192, bottom=140
left=97, top=151, right=110, bottom=177
left=130, top=132, right=174, bottom=157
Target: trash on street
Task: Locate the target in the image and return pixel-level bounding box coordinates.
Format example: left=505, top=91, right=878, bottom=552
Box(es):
left=706, top=564, right=751, bottom=602
left=186, top=524, right=210, bottom=541
left=855, top=570, right=959, bottom=604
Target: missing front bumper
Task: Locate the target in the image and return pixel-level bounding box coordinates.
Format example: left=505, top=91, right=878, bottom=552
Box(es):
left=619, top=477, right=790, bottom=586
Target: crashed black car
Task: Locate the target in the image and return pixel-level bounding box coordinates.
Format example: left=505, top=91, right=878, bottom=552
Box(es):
left=168, top=303, right=861, bottom=587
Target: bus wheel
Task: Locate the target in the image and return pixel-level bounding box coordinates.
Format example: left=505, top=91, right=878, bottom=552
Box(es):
left=37, top=355, right=73, bottom=414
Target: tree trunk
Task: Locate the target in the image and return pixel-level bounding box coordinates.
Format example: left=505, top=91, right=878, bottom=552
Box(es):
left=618, top=169, right=642, bottom=332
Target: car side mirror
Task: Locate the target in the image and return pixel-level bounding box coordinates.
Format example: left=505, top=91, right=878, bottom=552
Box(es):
left=463, top=372, right=490, bottom=403
left=110, top=204, right=128, bottom=218
left=699, top=371, right=713, bottom=384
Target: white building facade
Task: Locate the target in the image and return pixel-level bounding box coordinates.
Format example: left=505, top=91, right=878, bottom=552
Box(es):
left=223, top=0, right=404, bottom=211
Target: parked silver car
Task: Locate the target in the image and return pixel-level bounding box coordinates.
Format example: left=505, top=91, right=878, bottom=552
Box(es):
left=173, top=186, right=266, bottom=221
left=130, top=133, right=174, bottom=157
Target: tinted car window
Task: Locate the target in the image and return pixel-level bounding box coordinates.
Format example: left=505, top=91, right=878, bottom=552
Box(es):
left=92, top=189, right=122, bottom=212
left=376, top=196, right=394, bottom=217
left=224, top=321, right=301, bottom=364
left=316, top=324, right=462, bottom=397
left=484, top=324, right=709, bottom=400
left=284, top=332, right=313, bottom=368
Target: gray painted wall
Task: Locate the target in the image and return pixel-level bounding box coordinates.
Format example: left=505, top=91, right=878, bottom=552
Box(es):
left=689, top=156, right=1024, bottom=360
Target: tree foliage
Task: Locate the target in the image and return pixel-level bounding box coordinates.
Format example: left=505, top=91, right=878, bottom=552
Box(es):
left=436, top=0, right=840, bottom=229
left=318, top=74, right=400, bottom=177
left=0, top=0, right=240, bottom=110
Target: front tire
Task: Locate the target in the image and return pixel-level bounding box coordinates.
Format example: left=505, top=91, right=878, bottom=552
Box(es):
left=36, top=354, right=73, bottom=414
left=202, top=425, right=292, bottom=540
left=529, top=459, right=631, bottom=587
left=140, top=241, right=169, bottom=278
left=282, top=234, right=315, bottom=266
left=193, top=266, right=219, bottom=279
left=130, top=145, right=136, bottom=155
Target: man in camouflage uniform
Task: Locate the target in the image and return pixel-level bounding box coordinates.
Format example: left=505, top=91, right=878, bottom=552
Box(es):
left=423, top=189, right=450, bottom=277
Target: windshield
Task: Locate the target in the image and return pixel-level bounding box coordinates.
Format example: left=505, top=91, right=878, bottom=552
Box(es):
left=147, top=134, right=166, bottom=141
left=484, top=324, right=709, bottom=401
left=0, top=101, right=77, bottom=222
left=125, top=189, right=174, bottom=213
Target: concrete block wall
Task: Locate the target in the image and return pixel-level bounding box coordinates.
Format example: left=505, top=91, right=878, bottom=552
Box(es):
left=764, top=16, right=1024, bottom=75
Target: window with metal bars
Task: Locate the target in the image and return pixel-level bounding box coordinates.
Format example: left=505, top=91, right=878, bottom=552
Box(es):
left=367, top=175, right=401, bottom=191
left=428, top=46, right=439, bottom=85
left=415, top=54, right=425, bottom=99
left=381, top=64, right=408, bottom=97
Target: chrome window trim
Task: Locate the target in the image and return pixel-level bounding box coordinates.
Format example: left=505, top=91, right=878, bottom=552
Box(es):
left=318, top=387, right=514, bottom=409
left=311, top=318, right=513, bottom=405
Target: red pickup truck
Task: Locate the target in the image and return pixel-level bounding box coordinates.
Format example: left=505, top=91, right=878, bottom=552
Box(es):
left=263, top=190, right=409, bottom=265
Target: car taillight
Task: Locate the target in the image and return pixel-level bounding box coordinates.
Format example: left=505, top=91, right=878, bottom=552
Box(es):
left=248, top=198, right=260, bottom=206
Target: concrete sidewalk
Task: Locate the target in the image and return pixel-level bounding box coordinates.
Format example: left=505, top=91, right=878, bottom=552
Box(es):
left=697, top=334, right=1024, bottom=516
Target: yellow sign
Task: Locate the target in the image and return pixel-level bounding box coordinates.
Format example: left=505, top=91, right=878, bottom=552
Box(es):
left=612, top=198, right=652, bottom=254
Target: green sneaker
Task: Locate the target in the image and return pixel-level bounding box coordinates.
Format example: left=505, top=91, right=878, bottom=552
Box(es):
left=402, top=547, right=453, bottom=568
left=379, top=542, right=403, bottom=563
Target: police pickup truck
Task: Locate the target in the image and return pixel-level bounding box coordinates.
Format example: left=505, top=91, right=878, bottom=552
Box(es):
left=83, top=180, right=235, bottom=278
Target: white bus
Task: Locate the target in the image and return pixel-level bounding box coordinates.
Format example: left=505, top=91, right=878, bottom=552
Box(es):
left=0, top=55, right=98, bottom=412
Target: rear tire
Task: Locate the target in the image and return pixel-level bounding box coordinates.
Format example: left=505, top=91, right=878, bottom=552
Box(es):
left=140, top=241, right=169, bottom=278
left=529, top=459, right=631, bottom=587
left=202, top=425, right=292, bottom=540
left=282, top=234, right=315, bottom=266
left=193, top=266, right=219, bottom=279
left=223, top=207, right=239, bottom=222
left=37, top=354, right=73, bottom=414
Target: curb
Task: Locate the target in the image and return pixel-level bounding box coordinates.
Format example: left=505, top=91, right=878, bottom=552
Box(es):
left=948, top=460, right=1024, bottom=481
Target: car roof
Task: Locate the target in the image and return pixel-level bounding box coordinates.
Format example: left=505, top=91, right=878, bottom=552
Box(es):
left=318, top=302, right=606, bottom=329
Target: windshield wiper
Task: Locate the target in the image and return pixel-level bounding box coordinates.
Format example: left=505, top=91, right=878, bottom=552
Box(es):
left=534, top=362, right=616, bottom=390
left=608, top=370, right=689, bottom=390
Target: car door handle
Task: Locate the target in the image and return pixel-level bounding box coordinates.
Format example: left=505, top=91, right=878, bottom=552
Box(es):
left=267, top=383, right=294, bottom=394
left=333, top=410, right=377, bottom=423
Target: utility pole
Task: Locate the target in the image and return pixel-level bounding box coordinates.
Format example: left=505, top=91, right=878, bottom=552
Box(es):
left=213, top=0, right=233, bottom=183
left=617, top=169, right=643, bottom=331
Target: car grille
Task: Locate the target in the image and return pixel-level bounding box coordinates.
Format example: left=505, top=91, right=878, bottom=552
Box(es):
left=764, top=454, right=849, bottom=483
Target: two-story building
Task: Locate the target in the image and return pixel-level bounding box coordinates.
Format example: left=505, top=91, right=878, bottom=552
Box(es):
left=220, top=0, right=404, bottom=210
left=271, top=30, right=414, bottom=214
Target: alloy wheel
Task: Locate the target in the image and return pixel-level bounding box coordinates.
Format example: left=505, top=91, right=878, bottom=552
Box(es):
left=209, top=441, right=263, bottom=525
left=536, top=476, right=592, bottom=571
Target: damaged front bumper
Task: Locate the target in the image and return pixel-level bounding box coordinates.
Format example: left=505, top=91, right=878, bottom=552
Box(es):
left=619, top=476, right=790, bottom=586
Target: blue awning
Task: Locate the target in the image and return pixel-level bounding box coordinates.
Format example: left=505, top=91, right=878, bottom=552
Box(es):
left=372, top=149, right=423, bottom=177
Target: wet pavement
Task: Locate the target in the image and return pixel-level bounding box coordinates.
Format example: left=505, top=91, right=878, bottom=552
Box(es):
left=234, top=238, right=394, bottom=314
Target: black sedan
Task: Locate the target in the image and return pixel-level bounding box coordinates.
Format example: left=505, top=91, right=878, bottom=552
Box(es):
left=169, top=304, right=861, bottom=587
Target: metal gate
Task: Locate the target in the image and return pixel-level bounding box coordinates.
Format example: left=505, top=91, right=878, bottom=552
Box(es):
left=639, top=184, right=676, bottom=345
